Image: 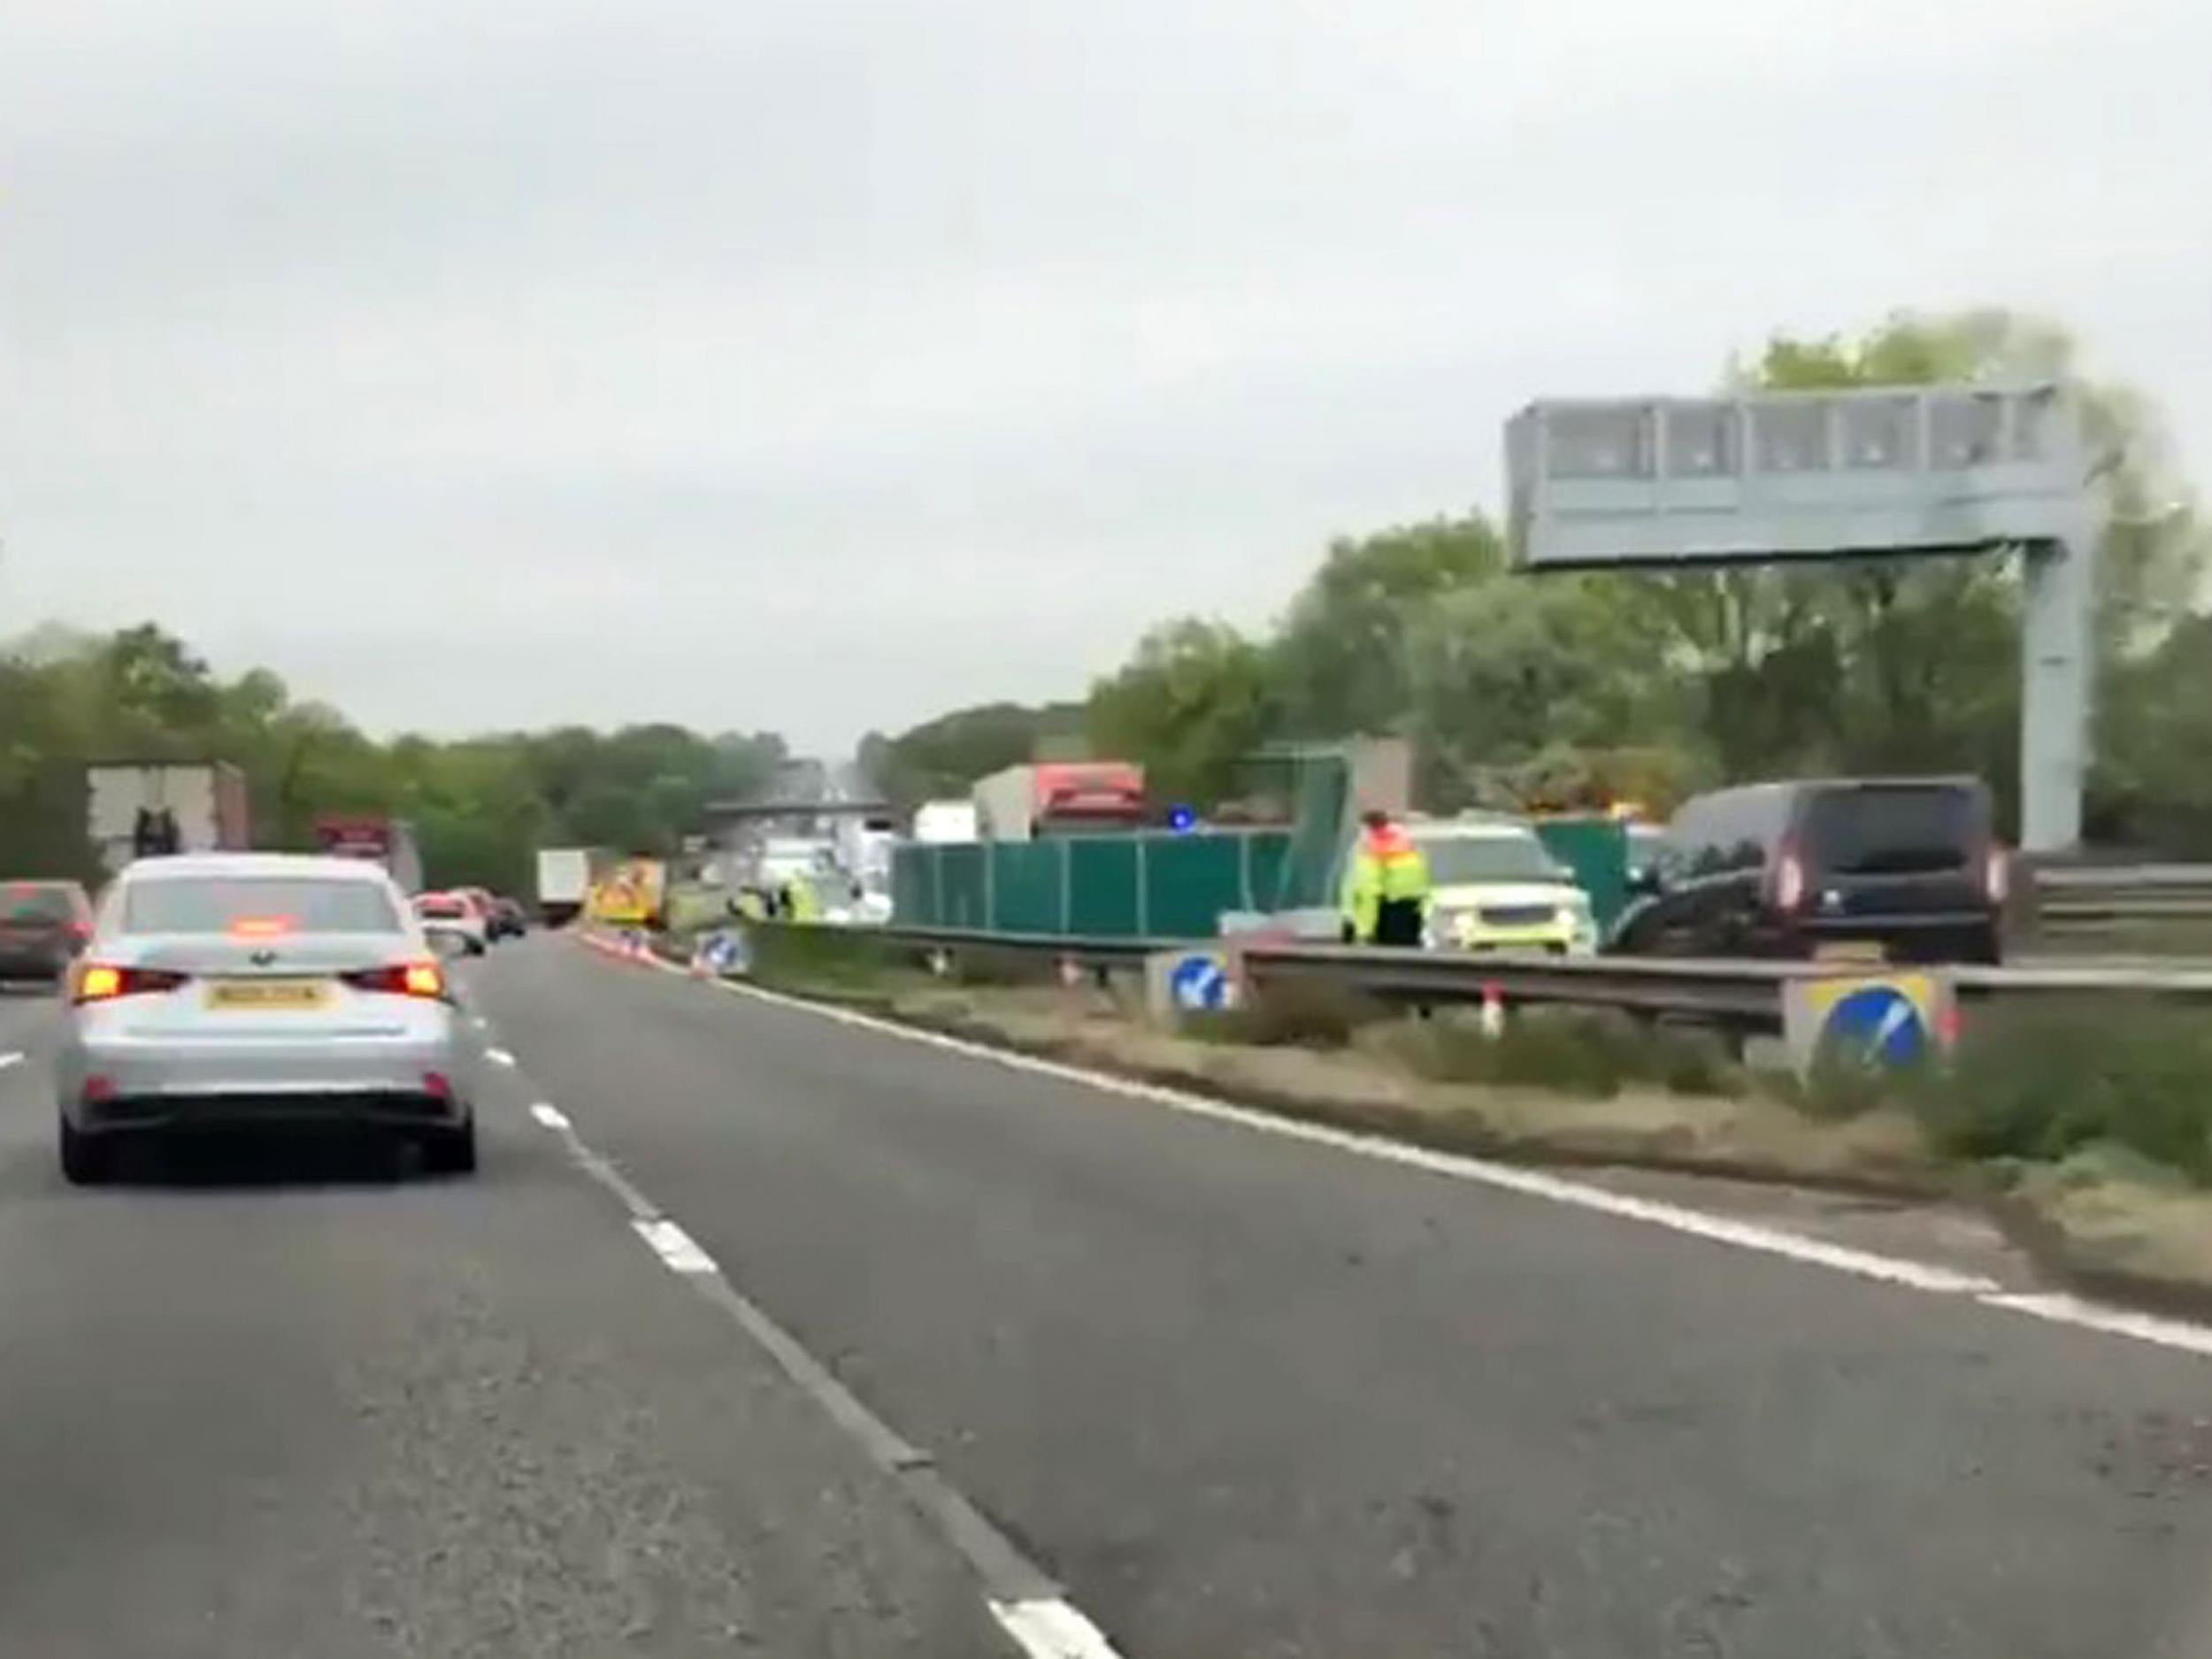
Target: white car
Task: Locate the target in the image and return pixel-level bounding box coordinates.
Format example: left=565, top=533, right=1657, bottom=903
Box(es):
left=1406, top=817, right=1596, bottom=955
left=55, top=853, right=480, bottom=1183
left=412, top=889, right=488, bottom=956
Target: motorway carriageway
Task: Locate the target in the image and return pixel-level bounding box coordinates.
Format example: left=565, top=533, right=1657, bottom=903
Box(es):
left=4, top=938, right=2212, bottom=1656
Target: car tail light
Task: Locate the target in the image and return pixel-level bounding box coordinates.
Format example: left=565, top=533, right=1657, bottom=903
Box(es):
left=342, top=961, right=449, bottom=1001
left=1770, top=841, right=1808, bottom=914
left=1983, top=845, right=2010, bottom=906
left=73, top=963, right=190, bottom=1004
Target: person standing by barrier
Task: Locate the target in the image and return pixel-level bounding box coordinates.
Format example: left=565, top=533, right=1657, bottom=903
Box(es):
left=1339, top=810, right=1432, bottom=947
left=784, top=874, right=821, bottom=924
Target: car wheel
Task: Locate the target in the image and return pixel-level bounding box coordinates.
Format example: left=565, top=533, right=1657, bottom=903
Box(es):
left=422, top=1119, right=477, bottom=1176
left=58, top=1118, right=114, bottom=1187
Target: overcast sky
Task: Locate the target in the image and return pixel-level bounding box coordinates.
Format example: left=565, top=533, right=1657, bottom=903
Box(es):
left=3, top=0, right=2208, bottom=753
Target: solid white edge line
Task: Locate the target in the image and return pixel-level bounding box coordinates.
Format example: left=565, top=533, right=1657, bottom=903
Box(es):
left=633, top=1217, right=719, bottom=1275
left=589, top=940, right=2212, bottom=1359
left=1978, top=1292, right=2212, bottom=1356
left=529, top=1102, right=571, bottom=1131
left=696, top=970, right=2212, bottom=1356
left=989, top=1597, right=1126, bottom=1659
left=708, top=975, right=2003, bottom=1297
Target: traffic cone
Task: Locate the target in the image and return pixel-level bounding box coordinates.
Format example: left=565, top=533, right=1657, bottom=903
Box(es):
left=1479, top=982, right=1506, bottom=1041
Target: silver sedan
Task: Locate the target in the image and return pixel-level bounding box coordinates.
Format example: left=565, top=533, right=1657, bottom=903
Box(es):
left=54, top=852, right=480, bottom=1183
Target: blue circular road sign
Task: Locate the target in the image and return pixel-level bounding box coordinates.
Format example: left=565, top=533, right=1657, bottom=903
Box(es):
left=1818, top=983, right=1929, bottom=1070
left=1168, top=953, right=1229, bottom=1011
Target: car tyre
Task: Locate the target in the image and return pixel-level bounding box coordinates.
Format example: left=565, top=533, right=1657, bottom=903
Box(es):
left=423, top=1119, right=478, bottom=1176
left=59, top=1117, right=114, bottom=1187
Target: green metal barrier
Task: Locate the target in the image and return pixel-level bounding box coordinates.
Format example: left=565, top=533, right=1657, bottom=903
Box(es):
left=891, top=830, right=1303, bottom=941
left=1533, top=816, right=1632, bottom=934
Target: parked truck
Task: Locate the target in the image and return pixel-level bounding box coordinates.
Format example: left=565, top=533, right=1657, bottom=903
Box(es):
left=971, top=761, right=1147, bottom=841
left=535, top=847, right=593, bottom=926
left=312, top=814, right=425, bottom=895
left=86, top=761, right=251, bottom=875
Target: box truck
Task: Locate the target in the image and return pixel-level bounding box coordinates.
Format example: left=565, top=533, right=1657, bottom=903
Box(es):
left=86, top=761, right=250, bottom=875
left=535, top=847, right=593, bottom=926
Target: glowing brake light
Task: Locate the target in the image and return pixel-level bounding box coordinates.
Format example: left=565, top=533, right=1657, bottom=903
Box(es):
left=73, top=963, right=189, bottom=1004
left=1984, top=845, right=2010, bottom=906
left=228, top=916, right=296, bottom=939
left=341, top=961, right=448, bottom=1001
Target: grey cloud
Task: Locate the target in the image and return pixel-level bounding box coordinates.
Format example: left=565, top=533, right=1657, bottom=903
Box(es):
left=4, top=0, right=2209, bottom=750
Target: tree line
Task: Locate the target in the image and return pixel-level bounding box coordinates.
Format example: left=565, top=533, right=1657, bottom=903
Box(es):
left=0, top=623, right=787, bottom=894
left=864, top=310, right=2212, bottom=851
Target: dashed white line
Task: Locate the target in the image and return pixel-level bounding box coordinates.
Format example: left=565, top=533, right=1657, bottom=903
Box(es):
left=528, top=1102, right=571, bottom=1131
left=485, top=1047, right=517, bottom=1068
left=989, top=1597, right=1127, bottom=1659
left=633, top=1217, right=719, bottom=1275
left=0, top=1050, right=23, bottom=1071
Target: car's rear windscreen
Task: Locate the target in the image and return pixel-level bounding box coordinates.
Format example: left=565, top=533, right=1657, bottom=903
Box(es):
left=123, top=878, right=401, bottom=935
left=3, top=884, right=77, bottom=924
left=1803, top=787, right=1985, bottom=876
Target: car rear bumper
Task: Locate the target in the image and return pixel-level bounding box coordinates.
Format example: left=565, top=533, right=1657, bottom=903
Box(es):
left=58, top=1027, right=474, bottom=1130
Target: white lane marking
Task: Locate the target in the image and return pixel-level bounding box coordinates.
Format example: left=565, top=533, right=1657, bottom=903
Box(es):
left=989, top=1597, right=1126, bottom=1659
left=710, top=977, right=2001, bottom=1296
left=485, top=1047, right=517, bottom=1068
left=1980, top=1292, right=2212, bottom=1357
left=529, top=1102, right=571, bottom=1131
left=0, top=1050, right=23, bottom=1071
left=695, top=972, right=2212, bottom=1357
left=633, top=1217, right=719, bottom=1275
left=539, top=1073, right=1111, bottom=1644
left=606, top=940, right=2212, bottom=1354
left=472, top=1016, right=490, bottom=1031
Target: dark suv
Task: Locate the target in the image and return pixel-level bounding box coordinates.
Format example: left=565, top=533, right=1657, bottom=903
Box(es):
left=0, top=880, right=96, bottom=987
left=1607, top=778, right=2005, bottom=964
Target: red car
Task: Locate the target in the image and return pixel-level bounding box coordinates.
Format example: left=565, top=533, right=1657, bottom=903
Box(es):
left=0, top=880, right=94, bottom=987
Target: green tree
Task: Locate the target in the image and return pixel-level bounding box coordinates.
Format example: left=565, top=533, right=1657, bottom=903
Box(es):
left=1086, top=618, right=1276, bottom=808
left=861, top=701, right=1086, bottom=810
left=1271, top=515, right=1504, bottom=739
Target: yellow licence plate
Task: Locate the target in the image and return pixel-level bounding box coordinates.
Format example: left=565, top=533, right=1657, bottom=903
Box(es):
left=206, top=979, right=334, bottom=1011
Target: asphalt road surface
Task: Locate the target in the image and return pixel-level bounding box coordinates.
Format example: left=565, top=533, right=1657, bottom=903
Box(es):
left=9, top=937, right=2212, bottom=1657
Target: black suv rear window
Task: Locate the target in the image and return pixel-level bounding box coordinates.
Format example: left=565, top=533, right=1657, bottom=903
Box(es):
left=1803, top=786, right=1984, bottom=875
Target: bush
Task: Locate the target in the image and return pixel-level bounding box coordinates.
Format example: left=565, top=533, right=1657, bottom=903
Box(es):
left=1909, top=999, right=2212, bottom=1182
left=745, top=922, right=896, bottom=991
left=1394, top=1006, right=1647, bottom=1098
left=1793, top=1050, right=1905, bottom=1121
left=1187, top=978, right=1388, bottom=1049
left=1645, top=1024, right=1743, bottom=1097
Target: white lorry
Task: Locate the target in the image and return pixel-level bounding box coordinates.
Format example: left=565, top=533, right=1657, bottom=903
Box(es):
left=535, top=847, right=593, bottom=926
left=86, top=762, right=251, bottom=875
left=910, top=799, right=979, bottom=844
